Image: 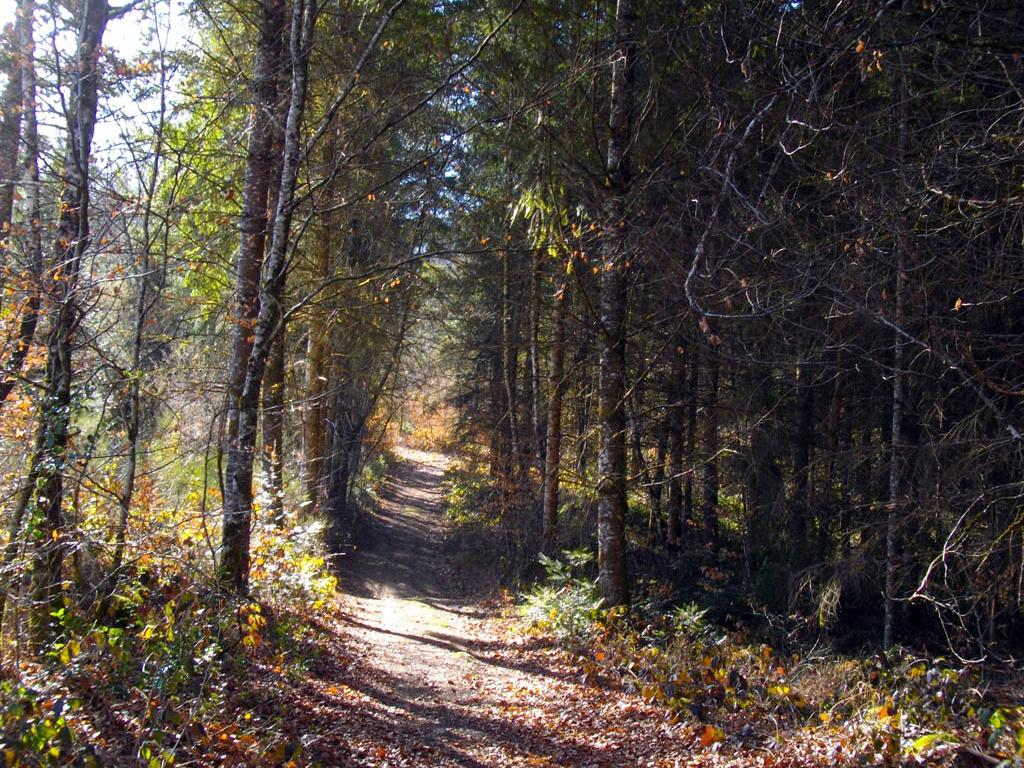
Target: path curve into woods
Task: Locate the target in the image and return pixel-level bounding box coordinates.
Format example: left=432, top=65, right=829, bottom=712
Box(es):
left=273, top=447, right=730, bottom=767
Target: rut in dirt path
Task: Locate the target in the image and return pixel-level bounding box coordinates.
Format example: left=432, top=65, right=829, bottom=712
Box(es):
left=343, top=451, right=454, bottom=602
left=324, top=448, right=701, bottom=767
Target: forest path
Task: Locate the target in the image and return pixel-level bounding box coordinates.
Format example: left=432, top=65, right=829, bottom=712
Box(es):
left=291, top=447, right=702, bottom=767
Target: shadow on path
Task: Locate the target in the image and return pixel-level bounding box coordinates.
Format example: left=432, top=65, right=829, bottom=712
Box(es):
left=317, top=447, right=694, bottom=766
left=342, top=455, right=453, bottom=601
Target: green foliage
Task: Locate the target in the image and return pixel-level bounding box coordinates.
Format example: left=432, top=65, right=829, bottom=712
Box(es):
left=444, top=458, right=498, bottom=527
left=351, top=450, right=395, bottom=508
left=521, top=549, right=603, bottom=648
left=667, top=603, right=716, bottom=643
left=975, top=706, right=1024, bottom=763
left=0, top=684, right=97, bottom=767
left=361, top=451, right=392, bottom=490
left=250, top=519, right=339, bottom=614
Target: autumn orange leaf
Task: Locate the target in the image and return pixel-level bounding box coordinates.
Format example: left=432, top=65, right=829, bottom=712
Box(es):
left=700, top=724, right=725, bottom=746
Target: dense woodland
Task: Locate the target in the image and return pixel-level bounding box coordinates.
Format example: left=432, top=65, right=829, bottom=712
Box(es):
left=0, top=0, right=1022, bottom=763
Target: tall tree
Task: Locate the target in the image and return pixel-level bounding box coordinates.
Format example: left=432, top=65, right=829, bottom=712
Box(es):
left=221, top=0, right=316, bottom=590
left=29, top=0, right=111, bottom=644
left=219, top=0, right=287, bottom=589
left=0, top=14, right=24, bottom=266
left=0, top=0, right=41, bottom=634
left=595, top=0, right=636, bottom=607
left=542, top=280, right=567, bottom=549
left=0, top=0, right=41, bottom=409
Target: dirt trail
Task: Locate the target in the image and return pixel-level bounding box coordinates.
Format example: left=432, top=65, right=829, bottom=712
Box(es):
left=307, top=447, right=701, bottom=767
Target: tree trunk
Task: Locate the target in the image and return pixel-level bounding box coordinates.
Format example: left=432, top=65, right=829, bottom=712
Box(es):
left=542, top=282, right=567, bottom=550
left=822, top=349, right=845, bottom=559
left=0, top=0, right=40, bottom=634
left=29, top=0, right=110, bottom=646
left=684, top=340, right=699, bottom=529
left=884, top=23, right=911, bottom=649
left=489, top=326, right=509, bottom=480
left=261, top=328, right=286, bottom=523
left=573, top=316, right=594, bottom=477
left=597, top=258, right=629, bottom=606
left=885, top=252, right=905, bottom=650
left=302, top=236, right=330, bottom=513
left=665, top=342, right=686, bottom=547
left=596, top=0, right=636, bottom=608
left=0, top=426, right=42, bottom=635
left=701, top=342, right=720, bottom=552
left=222, top=0, right=315, bottom=590
left=0, top=0, right=42, bottom=408
left=501, top=246, right=520, bottom=479
left=221, top=0, right=287, bottom=589
left=529, top=249, right=544, bottom=467
left=0, top=15, right=24, bottom=288
left=261, top=79, right=289, bottom=525
left=790, top=363, right=814, bottom=567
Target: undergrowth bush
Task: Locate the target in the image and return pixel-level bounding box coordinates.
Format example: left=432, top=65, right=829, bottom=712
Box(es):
left=352, top=450, right=395, bottom=509
left=0, top=682, right=98, bottom=767
left=444, top=455, right=499, bottom=528
left=520, top=549, right=603, bottom=648
left=522, top=565, right=1023, bottom=766
left=250, top=519, right=338, bottom=614
left=443, top=452, right=597, bottom=583
left=1, top=504, right=340, bottom=767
